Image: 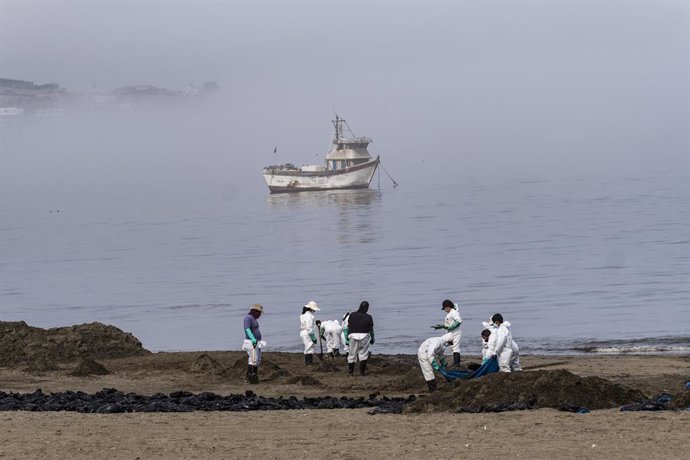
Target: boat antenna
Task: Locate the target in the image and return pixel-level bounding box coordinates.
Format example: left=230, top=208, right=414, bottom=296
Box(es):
left=332, top=114, right=341, bottom=142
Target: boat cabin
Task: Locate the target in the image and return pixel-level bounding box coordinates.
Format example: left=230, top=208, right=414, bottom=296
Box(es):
left=325, top=138, right=373, bottom=171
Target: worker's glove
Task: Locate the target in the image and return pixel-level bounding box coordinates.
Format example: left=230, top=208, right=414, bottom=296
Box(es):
left=250, top=338, right=257, bottom=346
left=440, top=357, right=448, bottom=369
left=481, top=357, right=489, bottom=365
left=370, top=338, right=375, bottom=345
left=310, top=334, right=317, bottom=344
left=345, top=339, right=350, bottom=345
left=431, top=324, right=445, bottom=330
left=431, top=360, right=440, bottom=371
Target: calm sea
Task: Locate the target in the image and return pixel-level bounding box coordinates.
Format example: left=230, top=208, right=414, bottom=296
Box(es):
left=2, top=124, right=689, bottom=356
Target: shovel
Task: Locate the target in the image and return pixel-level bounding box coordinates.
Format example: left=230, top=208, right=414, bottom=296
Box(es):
left=317, top=330, right=324, bottom=360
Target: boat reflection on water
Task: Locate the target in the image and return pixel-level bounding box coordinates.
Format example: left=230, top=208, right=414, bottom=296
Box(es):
left=267, top=188, right=382, bottom=245
left=267, top=188, right=382, bottom=210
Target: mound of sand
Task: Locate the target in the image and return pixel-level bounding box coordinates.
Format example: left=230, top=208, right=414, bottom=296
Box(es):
left=313, top=361, right=340, bottom=373
left=70, top=359, right=110, bottom=376
left=0, top=321, right=149, bottom=366
left=189, top=354, right=229, bottom=377
left=406, top=369, right=647, bottom=413
left=286, top=375, right=322, bottom=386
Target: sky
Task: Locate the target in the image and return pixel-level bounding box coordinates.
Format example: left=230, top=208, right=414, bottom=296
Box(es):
left=1, top=0, right=688, bottom=187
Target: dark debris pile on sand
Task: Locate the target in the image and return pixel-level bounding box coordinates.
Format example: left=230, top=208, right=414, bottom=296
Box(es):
left=0, top=388, right=415, bottom=413
left=0, top=321, right=149, bottom=367
left=406, top=369, right=647, bottom=413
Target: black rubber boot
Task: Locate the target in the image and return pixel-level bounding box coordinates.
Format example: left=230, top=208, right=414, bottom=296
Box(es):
left=246, top=364, right=253, bottom=382
left=334, top=350, right=341, bottom=357
left=359, top=359, right=367, bottom=376
left=305, top=354, right=313, bottom=366
left=453, top=352, right=461, bottom=366
left=328, top=351, right=335, bottom=359
left=427, top=379, right=437, bottom=393
left=348, top=362, right=355, bottom=376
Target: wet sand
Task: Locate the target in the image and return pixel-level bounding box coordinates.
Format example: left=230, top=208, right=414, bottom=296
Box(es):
left=1, top=353, right=688, bottom=459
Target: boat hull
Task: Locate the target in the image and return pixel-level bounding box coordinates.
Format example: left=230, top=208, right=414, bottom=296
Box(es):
left=263, top=157, right=379, bottom=193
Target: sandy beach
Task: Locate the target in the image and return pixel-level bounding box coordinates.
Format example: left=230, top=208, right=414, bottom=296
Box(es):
left=1, top=349, right=689, bottom=459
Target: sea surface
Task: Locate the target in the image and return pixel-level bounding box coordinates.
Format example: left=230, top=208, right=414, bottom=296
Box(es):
left=1, top=124, right=689, bottom=356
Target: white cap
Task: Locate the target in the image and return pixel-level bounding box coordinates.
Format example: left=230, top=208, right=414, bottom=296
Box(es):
left=304, top=300, right=320, bottom=311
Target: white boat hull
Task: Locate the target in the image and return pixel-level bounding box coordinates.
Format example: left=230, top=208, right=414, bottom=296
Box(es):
left=263, top=157, right=379, bottom=193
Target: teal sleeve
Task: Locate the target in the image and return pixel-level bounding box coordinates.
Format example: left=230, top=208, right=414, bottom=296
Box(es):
left=343, top=327, right=349, bottom=339
left=445, top=321, right=461, bottom=331
left=245, top=328, right=256, bottom=342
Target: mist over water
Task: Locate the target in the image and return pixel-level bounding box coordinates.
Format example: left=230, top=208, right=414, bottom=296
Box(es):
left=1, top=1, right=688, bottom=354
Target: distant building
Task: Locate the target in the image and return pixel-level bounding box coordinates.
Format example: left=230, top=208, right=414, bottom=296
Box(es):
left=36, top=107, right=64, bottom=118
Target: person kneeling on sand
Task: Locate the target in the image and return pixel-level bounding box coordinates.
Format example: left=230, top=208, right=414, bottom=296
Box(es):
left=316, top=319, right=343, bottom=357
left=486, top=313, right=521, bottom=373
left=242, top=304, right=266, bottom=384
left=467, top=329, right=492, bottom=372
left=346, top=301, right=375, bottom=376
left=417, top=333, right=454, bottom=392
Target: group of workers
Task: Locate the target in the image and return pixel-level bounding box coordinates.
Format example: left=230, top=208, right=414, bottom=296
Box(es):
left=419, top=305, right=522, bottom=392
left=241, top=298, right=520, bottom=391
left=299, top=300, right=375, bottom=376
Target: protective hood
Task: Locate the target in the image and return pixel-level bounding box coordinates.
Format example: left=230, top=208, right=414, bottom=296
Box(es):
left=357, top=301, right=369, bottom=313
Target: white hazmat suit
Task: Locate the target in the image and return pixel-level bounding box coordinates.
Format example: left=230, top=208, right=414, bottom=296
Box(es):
left=341, top=313, right=350, bottom=355
left=320, top=320, right=342, bottom=353
left=299, top=310, right=317, bottom=355
left=486, top=320, right=521, bottom=372
left=443, top=304, right=462, bottom=354
left=417, top=334, right=453, bottom=382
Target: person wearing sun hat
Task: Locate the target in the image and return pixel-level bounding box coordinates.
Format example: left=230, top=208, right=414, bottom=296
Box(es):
left=242, top=304, right=265, bottom=383
left=299, top=300, right=320, bottom=365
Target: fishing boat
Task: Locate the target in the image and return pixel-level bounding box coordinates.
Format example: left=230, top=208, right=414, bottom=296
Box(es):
left=262, top=116, right=380, bottom=193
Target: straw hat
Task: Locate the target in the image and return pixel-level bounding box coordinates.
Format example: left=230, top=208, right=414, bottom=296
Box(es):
left=304, top=301, right=320, bottom=311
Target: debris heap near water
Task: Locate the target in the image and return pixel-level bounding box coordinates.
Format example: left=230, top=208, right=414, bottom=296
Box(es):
left=0, top=321, right=149, bottom=367
left=406, top=369, right=647, bottom=413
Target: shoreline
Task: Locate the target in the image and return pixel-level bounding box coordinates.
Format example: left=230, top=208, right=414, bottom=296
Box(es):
left=2, top=351, right=688, bottom=397
left=1, top=351, right=689, bottom=458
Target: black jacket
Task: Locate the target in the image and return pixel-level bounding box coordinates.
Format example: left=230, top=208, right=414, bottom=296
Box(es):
left=348, top=311, right=373, bottom=334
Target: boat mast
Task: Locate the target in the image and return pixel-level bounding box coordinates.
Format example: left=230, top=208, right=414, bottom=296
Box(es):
left=332, top=115, right=342, bottom=143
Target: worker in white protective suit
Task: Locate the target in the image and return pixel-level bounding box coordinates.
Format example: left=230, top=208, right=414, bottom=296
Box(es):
left=432, top=299, right=463, bottom=365
left=417, top=333, right=455, bottom=392
left=341, top=311, right=351, bottom=357
left=317, top=319, right=343, bottom=357
left=299, top=301, right=320, bottom=365
left=485, top=313, right=521, bottom=372
left=481, top=328, right=492, bottom=362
